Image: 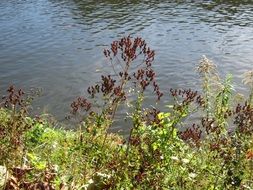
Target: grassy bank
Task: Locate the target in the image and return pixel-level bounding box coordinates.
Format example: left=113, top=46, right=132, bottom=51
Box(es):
left=1, top=36, right=253, bottom=189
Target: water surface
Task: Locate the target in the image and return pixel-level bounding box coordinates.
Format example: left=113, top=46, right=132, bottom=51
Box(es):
left=0, top=0, right=253, bottom=131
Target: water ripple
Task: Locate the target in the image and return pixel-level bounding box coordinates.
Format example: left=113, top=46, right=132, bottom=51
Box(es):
left=0, top=0, right=253, bottom=129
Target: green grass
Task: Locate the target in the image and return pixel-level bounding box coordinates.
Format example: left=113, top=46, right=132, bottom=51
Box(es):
left=1, top=100, right=253, bottom=189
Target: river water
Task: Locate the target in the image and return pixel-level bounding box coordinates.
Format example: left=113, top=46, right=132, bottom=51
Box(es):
left=0, top=0, right=253, bottom=130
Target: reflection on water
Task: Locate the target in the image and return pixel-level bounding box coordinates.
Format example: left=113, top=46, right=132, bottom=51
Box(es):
left=0, top=0, right=253, bottom=131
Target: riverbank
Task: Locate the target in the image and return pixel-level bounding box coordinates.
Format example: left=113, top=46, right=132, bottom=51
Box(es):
left=1, top=86, right=253, bottom=189
left=1, top=79, right=253, bottom=189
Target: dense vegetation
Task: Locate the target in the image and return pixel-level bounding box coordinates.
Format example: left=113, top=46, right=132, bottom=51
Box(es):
left=1, top=36, right=253, bottom=189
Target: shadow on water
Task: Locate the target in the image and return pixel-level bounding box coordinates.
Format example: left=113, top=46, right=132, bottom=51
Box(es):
left=53, top=0, right=253, bottom=31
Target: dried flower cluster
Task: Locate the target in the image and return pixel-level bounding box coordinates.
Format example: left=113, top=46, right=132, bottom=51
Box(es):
left=179, top=124, right=202, bottom=146
left=103, top=36, right=154, bottom=65
left=201, top=117, right=220, bottom=135
left=145, top=108, right=161, bottom=127
left=1, top=85, right=25, bottom=110
left=242, top=70, right=253, bottom=87
left=196, top=55, right=217, bottom=76
left=170, top=88, right=205, bottom=107
left=71, top=36, right=163, bottom=123
left=234, top=102, right=253, bottom=134
left=5, top=166, right=57, bottom=190
left=71, top=97, right=91, bottom=114
left=104, top=36, right=163, bottom=100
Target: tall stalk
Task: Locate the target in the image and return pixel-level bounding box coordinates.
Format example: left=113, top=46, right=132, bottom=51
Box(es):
left=196, top=55, right=217, bottom=119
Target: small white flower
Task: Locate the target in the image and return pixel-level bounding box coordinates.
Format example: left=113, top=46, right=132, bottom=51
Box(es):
left=171, top=156, right=179, bottom=161
left=189, top=172, right=197, bottom=178
left=96, top=172, right=111, bottom=179
left=52, top=142, right=58, bottom=149
left=53, top=164, right=59, bottom=172
left=182, top=158, right=190, bottom=164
